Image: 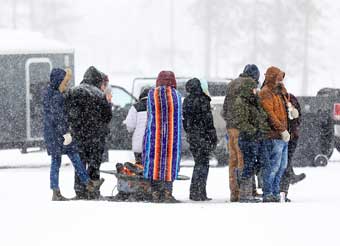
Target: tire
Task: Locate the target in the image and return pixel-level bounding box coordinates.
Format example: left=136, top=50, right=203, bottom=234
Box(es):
left=313, top=154, right=328, bottom=167
left=335, top=138, right=340, bottom=153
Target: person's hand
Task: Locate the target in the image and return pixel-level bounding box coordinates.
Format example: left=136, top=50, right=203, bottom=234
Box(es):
left=280, top=130, right=290, bottom=142
left=63, top=133, right=72, bottom=145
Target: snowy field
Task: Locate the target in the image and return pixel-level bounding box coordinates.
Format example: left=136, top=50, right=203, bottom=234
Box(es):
left=0, top=149, right=340, bottom=246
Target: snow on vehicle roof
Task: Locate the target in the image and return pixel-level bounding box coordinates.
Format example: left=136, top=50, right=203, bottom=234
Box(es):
left=0, top=29, right=74, bottom=55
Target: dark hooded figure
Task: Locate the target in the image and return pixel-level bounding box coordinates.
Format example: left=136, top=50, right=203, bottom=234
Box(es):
left=183, top=78, right=217, bottom=201
left=43, top=68, right=104, bottom=201
left=65, top=66, right=112, bottom=200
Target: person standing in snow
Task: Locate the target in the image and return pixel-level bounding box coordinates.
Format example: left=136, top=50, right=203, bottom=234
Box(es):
left=65, top=66, right=112, bottom=200
left=259, top=66, right=289, bottom=202
left=183, top=78, right=217, bottom=201
left=234, top=79, right=271, bottom=202
left=275, top=76, right=305, bottom=202
left=221, top=64, right=260, bottom=202
left=142, top=71, right=182, bottom=203
left=124, top=87, right=150, bottom=164
left=43, top=68, right=104, bottom=201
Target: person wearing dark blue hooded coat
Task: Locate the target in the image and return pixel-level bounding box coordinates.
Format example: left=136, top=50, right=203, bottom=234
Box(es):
left=183, top=78, right=217, bottom=201
left=65, top=66, right=112, bottom=200
left=43, top=68, right=104, bottom=201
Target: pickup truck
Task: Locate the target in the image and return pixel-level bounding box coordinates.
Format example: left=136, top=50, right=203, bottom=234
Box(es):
left=292, top=88, right=340, bottom=166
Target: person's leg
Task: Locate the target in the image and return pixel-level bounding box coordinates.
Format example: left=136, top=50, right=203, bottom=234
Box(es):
left=238, top=140, right=260, bottom=202
left=50, top=155, right=68, bottom=201
left=273, top=142, right=288, bottom=198
left=190, top=149, right=210, bottom=200
left=227, top=128, right=242, bottom=201
left=67, top=152, right=90, bottom=186
left=190, top=150, right=201, bottom=200
left=262, top=140, right=283, bottom=200
left=50, top=155, right=62, bottom=190
left=74, top=144, right=88, bottom=198
left=134, top=152, right=142, bottom=164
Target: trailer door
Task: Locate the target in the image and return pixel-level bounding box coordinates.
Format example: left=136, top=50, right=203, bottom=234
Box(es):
left=25, top=58, right=52, bottom=140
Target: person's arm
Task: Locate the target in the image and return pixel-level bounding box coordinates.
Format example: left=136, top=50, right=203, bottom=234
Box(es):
left=259, top=90, right=286, bottom=132
left=124, top=106, right=137, bottom=133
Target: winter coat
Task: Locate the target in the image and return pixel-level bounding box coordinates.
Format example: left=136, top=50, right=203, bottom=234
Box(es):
left=222, top=73, right=258, bottom=129
left=142, top=85, right=182, bottom=182
left=275, top=84, right=301, bottom=140
left=183, top=78, right=217, bottom=153
left=287, top=93, right=301, bottom=140
left=234, top=80, right=271, bottom=141
left=65, top=66, right=112, bottom=149
left=124, top=89, right=149, bottom=153
left=259, top=67, right=288, bottom=139
left=43, top=68, right=77, bottom=156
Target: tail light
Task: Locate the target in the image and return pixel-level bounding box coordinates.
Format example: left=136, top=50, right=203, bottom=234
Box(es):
left=333, top=103, right=340, bottom=121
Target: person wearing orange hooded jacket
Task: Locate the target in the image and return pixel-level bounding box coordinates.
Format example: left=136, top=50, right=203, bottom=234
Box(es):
left=259, top=66, right=289, bottom=202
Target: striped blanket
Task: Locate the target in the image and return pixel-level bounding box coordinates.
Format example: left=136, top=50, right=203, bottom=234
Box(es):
left=142, top=85, right=182, bottom=182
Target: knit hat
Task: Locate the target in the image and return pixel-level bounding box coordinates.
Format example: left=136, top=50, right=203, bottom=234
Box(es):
left=156, top=71, right=177, bottom=88
left=243, top=64, right=260, bottom=82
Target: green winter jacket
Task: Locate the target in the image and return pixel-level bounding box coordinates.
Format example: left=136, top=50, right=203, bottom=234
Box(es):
left=234, top=80, right=271, bottom=141
left=222, top=73, right=257, bottom=129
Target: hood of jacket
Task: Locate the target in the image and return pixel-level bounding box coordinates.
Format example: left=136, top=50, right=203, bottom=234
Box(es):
left=185, top=78, right=204, bottom=95
left=81, top=66, right=105, bottom=88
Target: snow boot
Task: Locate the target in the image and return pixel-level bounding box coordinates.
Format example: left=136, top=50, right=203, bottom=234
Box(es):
left=163, top=190, right=180, bottom=203
left=52, top=189, right=69, bottom=201
left=86, top=178, right=105, bottom=192
left=262, top=195, right=277, bottom=203
left=290, top=173, right=306, bottom=185
left=239, top=178, right=261, bottom=203
left=152, top=191, right=162, bottom=203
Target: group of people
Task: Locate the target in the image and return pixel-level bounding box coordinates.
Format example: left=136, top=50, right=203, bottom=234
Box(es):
left=43, top=66, right=113, bottom=200
left=222, top=64, right=306, bottom=203
left=43, top=64, right=305, bottom=203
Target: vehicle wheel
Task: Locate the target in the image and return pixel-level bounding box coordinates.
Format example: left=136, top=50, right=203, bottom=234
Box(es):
left=335, top=138, right=340, bottom=153
left=314, top=154, right=328, bottom=167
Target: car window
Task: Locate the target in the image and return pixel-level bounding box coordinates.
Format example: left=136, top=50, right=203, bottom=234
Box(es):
left=111, top=86, right=135, bottom=107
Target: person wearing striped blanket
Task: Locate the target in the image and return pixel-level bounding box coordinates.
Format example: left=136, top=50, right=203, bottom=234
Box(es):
left=142, top=71, right=182, bottom=203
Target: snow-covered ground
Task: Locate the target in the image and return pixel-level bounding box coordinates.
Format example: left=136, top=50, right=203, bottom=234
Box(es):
left=0, top=149, right=340, bottom=246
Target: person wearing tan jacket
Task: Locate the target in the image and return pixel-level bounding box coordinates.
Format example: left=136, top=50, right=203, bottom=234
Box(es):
left=259, top=66, right=290, bottom=202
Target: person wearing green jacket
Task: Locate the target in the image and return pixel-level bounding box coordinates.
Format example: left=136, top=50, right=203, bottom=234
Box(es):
left=234, top=80, right=271, bottom=202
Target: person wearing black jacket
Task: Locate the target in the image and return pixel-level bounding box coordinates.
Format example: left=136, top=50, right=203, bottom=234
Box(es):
left=65, top=66, right=113, bottom=200
left=183, top=78, right=217, bottom=201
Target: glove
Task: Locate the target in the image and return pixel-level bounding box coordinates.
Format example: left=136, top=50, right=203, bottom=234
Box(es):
left=63, top=133, right=72, bottom=145
left=280, top=130, right=290, bottom=143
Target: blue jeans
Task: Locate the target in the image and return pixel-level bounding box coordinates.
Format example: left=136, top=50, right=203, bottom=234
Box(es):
left=262, top=139, right=288, bottom=198
left=50, top=153, right=90, bottom=190
left=238, top=139, right=259, bottom=179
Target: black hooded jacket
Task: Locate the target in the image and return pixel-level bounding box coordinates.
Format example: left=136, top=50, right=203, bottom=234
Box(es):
left=65, top=66, right=113, bottom=146
left=183, top=78, right=217, bottom=153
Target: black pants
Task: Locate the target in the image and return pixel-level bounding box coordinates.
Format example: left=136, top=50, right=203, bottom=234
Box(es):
left=190, top=149, right=210, bottom=199
left=74, top=140, right=105, bottom=198
left=134, top=152, right=142, bottom=164
left=280, top=138, right=298, bottom=193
